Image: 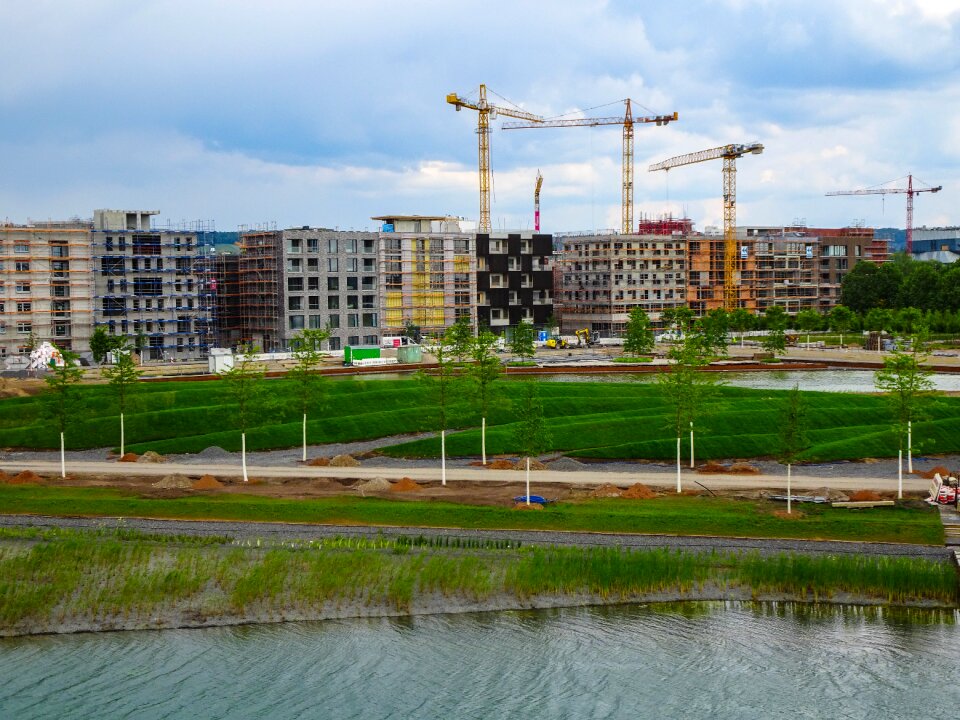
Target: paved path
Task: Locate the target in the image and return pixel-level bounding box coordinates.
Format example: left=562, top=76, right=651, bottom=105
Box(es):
left=0, top=459, right=932, bottom=493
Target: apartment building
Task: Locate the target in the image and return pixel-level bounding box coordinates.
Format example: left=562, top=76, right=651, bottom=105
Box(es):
left=91, top=210, right=216, bottom=360
left=748, top=231, right=819, bottom=313
left=374, top=216, right=477, bottom=337
left=912, top=227, right=960, bottom=263
left=475, top=232, right=554, bottom=333
left=0, top=220, right=93, bottom=359
left=557, top=233, right=687, bottom=335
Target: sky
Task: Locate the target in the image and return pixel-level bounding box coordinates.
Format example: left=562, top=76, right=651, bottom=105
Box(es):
left=1, top=0, right=958, bottom=234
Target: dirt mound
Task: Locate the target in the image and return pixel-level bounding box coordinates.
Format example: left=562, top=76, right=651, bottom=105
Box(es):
left=513, top=502, right=544, bottom=510
left=306, top=457, right=330, bottom=467
left=137, top=451, right=167, bottom=464
left=513, top=459, right=547, bottom=471
left=118, top=452, right=139, bottom=462
left=773, top=510, right=805, bottom=519
left=329, top=454, right=360, bottom=467
left=590, top=483, right=622, bottom=498
left=152, top=474, right=192, bottom=489
left=729, top=462, right=761, bottom=475
left=547, top=457, right=585, bottom=471
left=356, top=477, right=392, bottom=492
left=487, top=459, right=515, bottom=470
left=916, top=465, right=951, bottom=479
left=192, top=474, right=224, bottom=490
left=196, top=446, right=233, bottom=460
left=849, top=489, right=883, bottom=502
left=621, top=482, right=656, bottom=499
left=389, top=477, right=423, bottom=492
left=697, top=461, right=728, bottom=474
left=811, top=486, right=849, bottom=502
left=13, top=470, right=43, bottom=484
left=0, top=470, right=8, bottom=483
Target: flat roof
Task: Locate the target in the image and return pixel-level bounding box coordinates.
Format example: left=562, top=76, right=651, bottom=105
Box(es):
left=371, top=215, right=459, bottom=222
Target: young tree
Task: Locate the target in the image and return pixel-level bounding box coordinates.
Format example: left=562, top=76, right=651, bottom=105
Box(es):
left=661, top=306, right=694, bottom=337
left=623, top=307, right=654, bottom=356
left=89, top=325, right=118, bottom=364
left=288, top=327, right=330, bottom=462
left=795, top=309, right=821, bottom=347
left=829, top=305, right=854, bottom=347
left=657, top=337, right=720, bottom=492
left=101, top=344, right=142, bottom=456
left=728, top=307, right=755, bottom=348
left=762, top=306, right=788, bottom=357
left=692, top=308, right=729, bottom=358
left=510, top=320, right=536, bottom=362
left=220, top=343, right=272, bottom=482
left=403, top=319, right=422, bottom=344
left=445, top=316, right=475, bottom=364
left=468, top=328, right=502, bottom=464
left=874, top=330, right=935, bottom=497
left=419, top=340, right=461, bottom=485
left=778, top=385, right=809, bottom=514
left=42, top=349, right=85, bottom=478
left=513, top=381, right=552, bottom=505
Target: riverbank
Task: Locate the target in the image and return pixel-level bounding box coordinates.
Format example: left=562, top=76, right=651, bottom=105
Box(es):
left=1, top=526, right=955, bottom=637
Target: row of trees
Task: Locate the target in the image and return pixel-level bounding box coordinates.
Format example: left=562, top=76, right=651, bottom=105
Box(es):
left=841, top=255, right=960, bottom=313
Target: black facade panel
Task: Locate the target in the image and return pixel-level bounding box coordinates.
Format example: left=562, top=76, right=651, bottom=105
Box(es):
left=508, top=306, right=524, bottom=325
left=519, top=289, right=533, bottom=306
left=476, top=272, right=490, bottom=292
left=532, top=235, right=552, bottom=255
left=533, top=306, right=551, bottom=325
left=487, top=288, right=510, bottom=307
left=476, top=307, right=491, bottom=327
left=532, top=271, right=552, bottom=290
left=521, top=255, right=533, bottom=273
left=475, top=235, right=490, bottom=255
left=508, top=237, right=521, bottom=255
left=508, top=272, right=522, bottom=290
left=487, top=254, right=508, bottom=273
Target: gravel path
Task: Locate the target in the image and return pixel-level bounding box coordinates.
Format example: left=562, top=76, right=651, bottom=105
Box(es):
left=0, top=514, right=949, bottom=561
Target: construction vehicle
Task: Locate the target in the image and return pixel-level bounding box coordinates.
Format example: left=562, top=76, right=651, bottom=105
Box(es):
left=545, top=336, right=569, bottom=349
left=574, top=329, right=597, bottom=347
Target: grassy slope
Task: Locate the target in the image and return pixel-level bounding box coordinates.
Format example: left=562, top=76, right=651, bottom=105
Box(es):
left=4, top=376, right=960, bottom=462
left=0, top=485, right=944, bottom=545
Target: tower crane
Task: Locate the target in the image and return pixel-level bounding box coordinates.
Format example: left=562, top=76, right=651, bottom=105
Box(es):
left=503, top=100, right=678, bottom=234
left=825, top=175, right=942, bottom=254
left=446, top=85, right=543, bottom=233
left=534, top=171, right=543, bottom=232
left=648, top=143, right=764, bottom=312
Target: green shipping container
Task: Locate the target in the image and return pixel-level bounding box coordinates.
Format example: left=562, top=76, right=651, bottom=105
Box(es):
left=344, top=346, right=382, bottom=365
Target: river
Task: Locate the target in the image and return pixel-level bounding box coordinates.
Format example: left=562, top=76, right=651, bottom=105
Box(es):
left=2, top=603, right=958, bottom=719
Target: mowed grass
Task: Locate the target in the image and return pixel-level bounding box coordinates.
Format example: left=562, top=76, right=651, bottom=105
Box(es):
left=4, top=375, right=960, bottom=462
left=1, top=528, right=955, bottom=633
left=0, top=485, right=944, bottom=545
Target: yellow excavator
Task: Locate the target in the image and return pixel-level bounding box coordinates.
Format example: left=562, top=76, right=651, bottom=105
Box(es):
left=575, top=329, right=597, bottom=347
left=545, top=336, right=568, bottom=349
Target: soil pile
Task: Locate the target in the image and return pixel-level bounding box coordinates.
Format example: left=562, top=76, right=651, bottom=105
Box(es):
left=849, top=489, right=883, bottom=502
left=196, top=446, right=233, bottom=461
left=513, top=459, right=547, bottom=471
left=729, top=462, right=761, bottom=475
left=513, top=502, right=544, bottom=510
left=306, top=457, right=331, bottom=467
left=621, top=482, right=656, bottom=499
left=812, top=486, right=849, bottom=502
left=137, top=451, right=167, bottom=464
left=590, top=483, right=622, bottom=498
left=697, top=461, right=727, bottom=474
left=356, top=477, right=392, bottom=492
left=547, top=457, right=585, bottom=471
left=118, top=452, right=139, bottom=462
left=330, top=454, right=360, bottom=467
left=916, top=465, right=951, bottom=479
left=0, top=470, right=8, bottom=483
left=389, top=477, right=423, bottom=492
left=487, top=459, right=515, bottom=470
left=9, top=470, right=43, bottom=485
left=152, top=474, right=192, bottom=489
left=192, top=474, right=224, bottom=490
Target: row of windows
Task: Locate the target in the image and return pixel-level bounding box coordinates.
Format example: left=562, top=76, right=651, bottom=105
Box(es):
left=287, top=276, right=376, bottom=292
left=287, top=257, right=376, bottom=273
left=289, top=294, right=377, bottom=311
left=288, top=313, right=378, bottom=330
left=287, top=237, right=376, bottom=254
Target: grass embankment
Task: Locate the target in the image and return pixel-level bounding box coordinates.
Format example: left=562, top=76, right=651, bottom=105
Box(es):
left=0, top=527, right=954, bottom=635
left=0, top=486, right=944, bottom=545
left=5, top=376, right=960, bottom=461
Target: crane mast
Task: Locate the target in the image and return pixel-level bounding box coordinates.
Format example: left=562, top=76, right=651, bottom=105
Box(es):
left=649, top=143, right=764, bottom=312
left=446, top=84, right=543, bottom=232
left=503, top=102, right=677, bottom=234
left=826, top=174, right=942, bottom=254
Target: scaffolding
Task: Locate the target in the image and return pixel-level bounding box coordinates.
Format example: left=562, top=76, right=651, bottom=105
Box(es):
left=235, top=228, right=281, bottom=351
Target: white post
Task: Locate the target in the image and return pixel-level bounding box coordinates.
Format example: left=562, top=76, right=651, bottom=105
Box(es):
left=676, top=436, right=682, bottom=493
left=787, top=463, right=792, bottom=515
left=60, top=431, right=66, bottom=479
left=907, top=421, right=912, bottom=474
left=120, top=412, right=125, bottom=457
left=302, top=413, right=307, bottom=463
left=897, top=449, right=902, bottom=500
left=441, top=429, right=446, bottom=486
left=482, top=416, right=487, bottom=466
left=689, top=421, right=695, bottom=469
left=526, top=456, right=531, bottom=505
left=242, top=432, right=248, bottom=483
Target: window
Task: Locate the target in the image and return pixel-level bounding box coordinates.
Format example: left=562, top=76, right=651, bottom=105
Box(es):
left=143, top=259, right=151, bottom=271
left=14, top=243, right=28, bottom=254
left=362, top=258, right=375, bottom=272
left=346, top=277, right=358, bottom=290
left=327, top=277, right=339, bottom=291
left=362, top=313, right=378, bottom=328
left=307, top=258, right=319, bottom=272
left=308, top=315, right=323, bottom=329
left=362, top=239, right=375, bottom=253
left=17, top=322, right=32, bottom=334
left=327, top=258, right=338, bottom=272
left=132, top=234, right=161, bottom=256
left=15, top=282, right=30, bottom=294
left=348, top=314, right=359, bottom=328
left=346, top=295, right=359, bottom=309
left=307, top=238, right=319, bottom=253
left=16, top=302, right=31, bottom=312
left=362, top=277, right=376, bottom=290
left=327, top=238, right=338, bottom=253
left=133, top=277, right=163, bottom=296
left=328, top=314, right=340, bottom=328
left=346, top=258, right=358, bottom=272
left=288, top=277, right=304, bottom=292
left=287, top=237, right=302, bottom=253
left=288, top=296, right=303, bottom=311
left=287, top=258, right=302, bottom=273
left=364, top=335, right=378, bottom=345
left=327, top=296, right=340, bottom=310
left=15, top=261, right=29, bottom=272
left=289, top=315, right=305, bottom=330
left=132, top=259, right=140, bottom=271
left=308, top=296, right=320, bottom=310
left=348, top=335, right=360, bottom=345
left=362, top=294, right=376, bottom=309
left=105, top=237, right=114, bottom=251
left=344, top=238, right=357, bottom=253
left=328, top=337, right=341, bottom=350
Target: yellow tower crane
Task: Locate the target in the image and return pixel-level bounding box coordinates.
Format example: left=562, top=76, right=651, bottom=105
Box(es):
left=503, top=100, right=678, bottom=234
left=446, top=85, right=544, bottom=233
left=534, top=171, right=543, bottom=231
left=648, top=143, right=764, bottom=311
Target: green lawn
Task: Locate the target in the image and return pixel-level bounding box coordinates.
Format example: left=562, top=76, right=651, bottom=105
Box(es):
left=0, top=485, right=944, bottom=545
left=4, top=375, right=959, bottom=462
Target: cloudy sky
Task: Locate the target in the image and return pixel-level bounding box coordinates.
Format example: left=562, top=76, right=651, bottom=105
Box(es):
left=1, top=0, right=958, bottom=234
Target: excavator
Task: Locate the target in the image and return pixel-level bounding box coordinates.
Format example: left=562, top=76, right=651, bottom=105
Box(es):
left=575, top=329, right=598, bottom=347
left=545, top=335, right=568, bottom=349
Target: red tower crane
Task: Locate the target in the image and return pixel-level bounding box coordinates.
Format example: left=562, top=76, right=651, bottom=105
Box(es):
left=826, top=174, right=942, bottom=253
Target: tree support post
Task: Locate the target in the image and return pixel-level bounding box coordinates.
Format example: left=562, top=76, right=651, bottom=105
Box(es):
left=689, top=421, right=695, bottom=469
left=302, top=413, right=308, bottom=463
left=60, top=432, right=66, bottom=479
left=242, top=432, right=248, bottom=483
left=787, top=463, right=792, bottom=515
left=907, top=421, right=912, bottom=474
left=676, top=436, right=682, bottom=493
left=482, top=417, right=486, bottom=466
left=441, top=430, right=446, bottom=486
left=897, top=449, right=903, bottom=500
left=120, top=412, right=125, bottom=458
left=526, top=456, right=531, bottom=506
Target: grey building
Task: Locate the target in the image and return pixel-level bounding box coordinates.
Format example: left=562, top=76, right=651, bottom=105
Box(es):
left=912, top=227, right=960, bottom=263
left=278, top=228, right=380, bottom=351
